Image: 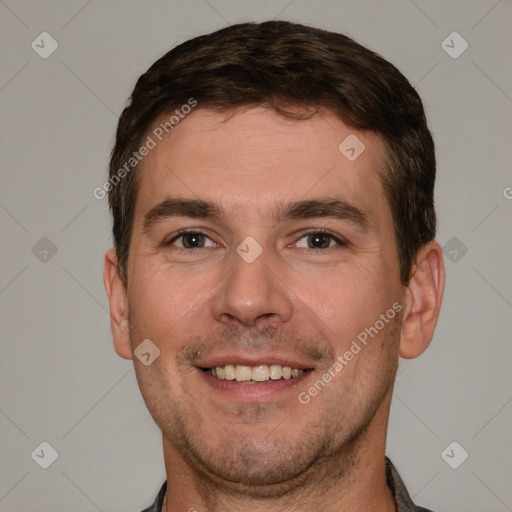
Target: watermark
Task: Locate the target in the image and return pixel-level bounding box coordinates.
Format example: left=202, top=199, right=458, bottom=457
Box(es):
left=442, top=236, right=468, bottom=264
left=31, top=32, right=59, bottom=59
left=338, top=134, right=365, bottom=161
left=31, top=441, right=59, bottom=469
left=298, top=302, right=402, bottom=405
left=32, top=236, right=58, bottom=263
left=441, top=441, right=469, bottom=469
left=441, top=31, right=468, bottom=59
left=93, top=97, right=197, bottom=200
left=134, top=339, right=161, bottom=366
left=236, top=236, right=263, bottom=263
left=503, top=186, right=512, bottom=200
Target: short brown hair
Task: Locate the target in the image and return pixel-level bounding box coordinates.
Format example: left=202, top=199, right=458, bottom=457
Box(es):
left=108, top=21, right=436, bottom=284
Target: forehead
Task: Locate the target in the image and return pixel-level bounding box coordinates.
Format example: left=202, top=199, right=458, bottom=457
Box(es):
left=135, top=106, right=389, bottom=225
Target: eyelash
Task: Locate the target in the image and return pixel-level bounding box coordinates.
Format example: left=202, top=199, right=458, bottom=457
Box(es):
left=165, top=229, right=347, bottom=251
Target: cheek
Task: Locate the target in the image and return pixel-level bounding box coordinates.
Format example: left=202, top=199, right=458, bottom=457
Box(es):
left=128, top=268, right=174, bottom=341
left=291, top=262, right=393, bottom=348
left=128, top=265, right=216, bottom=343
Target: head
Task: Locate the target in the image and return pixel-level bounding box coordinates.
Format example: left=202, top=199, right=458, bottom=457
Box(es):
left=104, top=21, right=444, bottom=493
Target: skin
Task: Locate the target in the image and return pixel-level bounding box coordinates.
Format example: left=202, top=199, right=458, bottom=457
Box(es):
left=104, top=106, right=445, bottom=512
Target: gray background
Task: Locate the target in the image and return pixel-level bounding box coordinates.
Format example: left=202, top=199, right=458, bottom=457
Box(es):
left=0, top=1, right=511, bottom=511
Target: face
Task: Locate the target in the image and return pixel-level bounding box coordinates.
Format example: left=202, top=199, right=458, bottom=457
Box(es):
left=116, top=107, right=407, bottom=486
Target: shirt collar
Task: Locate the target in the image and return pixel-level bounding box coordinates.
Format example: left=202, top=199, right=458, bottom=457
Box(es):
left=385, top=457, right=434, bottom=512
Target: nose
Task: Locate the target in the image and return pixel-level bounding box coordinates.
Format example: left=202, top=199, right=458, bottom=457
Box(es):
left=211, top=243, right=293, bottom=328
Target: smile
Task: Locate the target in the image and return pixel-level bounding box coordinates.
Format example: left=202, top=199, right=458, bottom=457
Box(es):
left=202, top=364, right=309, bottom=382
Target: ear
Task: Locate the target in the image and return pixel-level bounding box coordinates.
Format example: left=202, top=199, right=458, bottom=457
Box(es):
left=399, top=241, right=445, bottom=359
left=103, top=249, right=132, bottom=359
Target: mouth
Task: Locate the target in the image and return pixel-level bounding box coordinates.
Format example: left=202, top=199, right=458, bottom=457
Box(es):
left=194, top=354, right=316, bottom=401
left=201, top=364, right=310, bottom=383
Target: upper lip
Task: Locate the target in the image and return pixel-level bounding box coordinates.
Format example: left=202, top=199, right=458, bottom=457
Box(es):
left=194, top=353, right=316, bottom=370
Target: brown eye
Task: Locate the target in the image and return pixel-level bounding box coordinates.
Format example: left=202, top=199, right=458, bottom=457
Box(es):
left=167, top=231, right=215, bottom=249
left=295, top=231, right=345, bottom=250
left=181, top=233, right=205, bottom=248
left=307, top=232, right=332, bottom=249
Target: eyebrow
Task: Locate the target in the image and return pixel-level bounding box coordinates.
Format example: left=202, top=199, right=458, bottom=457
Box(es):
left=142, top=196, right=369, bottom=233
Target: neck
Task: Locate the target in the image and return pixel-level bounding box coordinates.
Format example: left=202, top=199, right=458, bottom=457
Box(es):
left=161, top=396, right=396, bottom=512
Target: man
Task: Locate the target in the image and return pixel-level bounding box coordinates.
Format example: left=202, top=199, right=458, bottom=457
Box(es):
left=103, top=21, right=445, bottom=512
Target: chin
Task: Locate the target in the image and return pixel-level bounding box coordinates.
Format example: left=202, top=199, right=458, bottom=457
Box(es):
left=193, top=437, right=317, bottom=490
left=167, top=416, right=340, bottom=493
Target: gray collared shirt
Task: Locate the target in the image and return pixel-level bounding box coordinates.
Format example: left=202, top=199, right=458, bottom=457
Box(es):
left=140, top=457, right=434, bottom=512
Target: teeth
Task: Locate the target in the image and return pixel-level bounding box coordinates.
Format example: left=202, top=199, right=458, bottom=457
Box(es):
left=269, top=364, right=282, bottom=380
left=224, top=364, right=236, bottom=380
left=235, top=365, right=252, bottom=382
left=252, top=365, right=269, bottom=381
left=205, top=364, right=306, bottom=381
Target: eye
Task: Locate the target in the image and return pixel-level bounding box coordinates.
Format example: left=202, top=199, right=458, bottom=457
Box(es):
left=166, top=231, right=217, bottom=249
left=295, top=230, right=346, bottom=250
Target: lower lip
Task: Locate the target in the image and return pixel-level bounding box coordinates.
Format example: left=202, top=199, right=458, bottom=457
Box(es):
left=195, top=368, right=312, bottom=401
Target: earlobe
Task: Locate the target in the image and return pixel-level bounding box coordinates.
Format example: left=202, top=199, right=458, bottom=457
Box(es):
left=103, top=249, right=133, bottom=360
left=399, top=242, right=445, bottom=359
